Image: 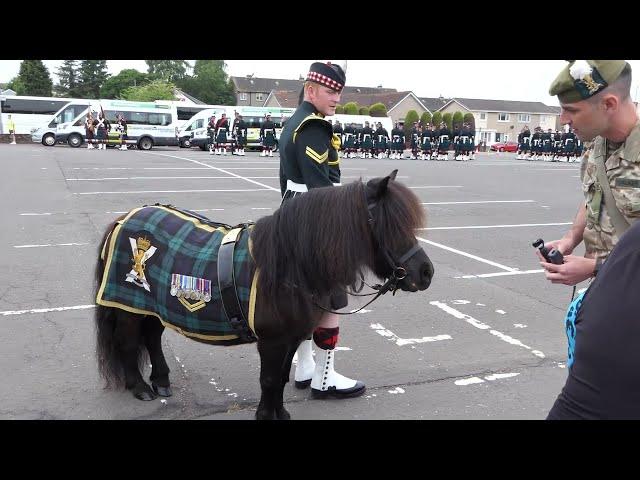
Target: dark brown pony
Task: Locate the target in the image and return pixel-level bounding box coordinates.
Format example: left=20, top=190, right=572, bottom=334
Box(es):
left=95, top=171, right=434, bottom=420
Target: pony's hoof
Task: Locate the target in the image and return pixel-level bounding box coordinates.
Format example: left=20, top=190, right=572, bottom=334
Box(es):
left=134, top=389, right=157, bottom=401
left=276, top=407, right=291, bottom=420
left=152, top=384, right=173, bottom=397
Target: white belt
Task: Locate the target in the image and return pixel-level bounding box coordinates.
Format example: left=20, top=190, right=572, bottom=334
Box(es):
left=333, top=182, right=341, bottom=186
left=286, top=179, right=308, bottom=193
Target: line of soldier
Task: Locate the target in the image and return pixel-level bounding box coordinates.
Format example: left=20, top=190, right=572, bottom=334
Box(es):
left=206, top=112, right=249, bottom=156
left=332, top=120, right=476, bottom=161
left=516, top=125, right=584, bottom=162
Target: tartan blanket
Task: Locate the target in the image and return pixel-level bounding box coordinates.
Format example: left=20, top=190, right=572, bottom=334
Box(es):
left=96, top=205, right=257, bottom=344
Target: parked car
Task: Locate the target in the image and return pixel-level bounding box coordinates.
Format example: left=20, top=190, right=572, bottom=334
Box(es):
left=490, top=141, right=518, bottom=152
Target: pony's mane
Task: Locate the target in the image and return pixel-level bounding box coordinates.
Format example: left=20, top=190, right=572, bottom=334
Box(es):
left=251, top=178, right=425, bottom=306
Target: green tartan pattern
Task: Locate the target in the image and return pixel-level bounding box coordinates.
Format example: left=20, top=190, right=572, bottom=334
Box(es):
left=97, top=205, right=256, bottom=343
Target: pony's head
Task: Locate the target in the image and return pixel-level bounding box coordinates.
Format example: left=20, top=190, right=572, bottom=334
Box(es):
left=364, top=170, right=434, bottom=292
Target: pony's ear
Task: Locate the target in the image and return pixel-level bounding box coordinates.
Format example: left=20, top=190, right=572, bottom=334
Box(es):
left=367, top=175, right=391, bottom=200
left=389, top=169, right=398, bottom=180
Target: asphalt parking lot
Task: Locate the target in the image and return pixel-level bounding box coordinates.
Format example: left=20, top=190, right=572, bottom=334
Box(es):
left=0, top=143, right=587, bottom=419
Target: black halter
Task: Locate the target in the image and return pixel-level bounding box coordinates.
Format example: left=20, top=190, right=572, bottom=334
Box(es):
left=312, top=189, right=422, bottom=315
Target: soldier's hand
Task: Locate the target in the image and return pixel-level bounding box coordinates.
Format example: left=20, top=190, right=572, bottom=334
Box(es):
left=534, top=238, right=574, bottom=262
left=540, top=255, right=595, bottom=286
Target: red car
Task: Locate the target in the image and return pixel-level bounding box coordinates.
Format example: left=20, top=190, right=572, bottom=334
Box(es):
left=490, top=141, right=519, bottom=152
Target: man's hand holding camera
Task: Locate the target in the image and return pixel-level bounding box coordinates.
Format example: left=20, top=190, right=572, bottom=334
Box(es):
left=535, top=238, right=596, bottom=285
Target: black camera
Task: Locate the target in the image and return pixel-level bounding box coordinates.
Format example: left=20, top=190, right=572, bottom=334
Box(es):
left=532, top=238, right=564, bottom=264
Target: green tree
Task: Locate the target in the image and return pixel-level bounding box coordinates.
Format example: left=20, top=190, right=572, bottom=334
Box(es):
left=120, top=80, right=176, bottom=101
left=442, top=112, right=453, bottom=131
left=176, top=60, right=235, bottom=105
left=369, top=102, right=388, bottom=117
left=146, top=60, right=190, bottom=83
left=76, top=60, right=109, bottom=99
left=420, top=111, right=432, bottom=126
left=463, top=112, right=476, bottom=130
left=54, top=60, right=79, bottom=97
left=343, top=102, right=358, bottom=114
left=6, top=76, right=25, bottom=94
left=432, top=111, right=442, bottom=127
left=14, top=60, right=53, bottom=96
left=359, top=106, right=370, bottom=115
left=335, top=104, right=344, bottom=114
left=403, top=110, right=419, bottom=144
left=452, top=111, right=464, bottom=130
left=100, top=69, right=150, bottom=99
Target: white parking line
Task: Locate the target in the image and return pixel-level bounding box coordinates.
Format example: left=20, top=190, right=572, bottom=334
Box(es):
left=457, top=269, right=544, bottom=279
left=74, top=189, right=271, bottom=195
left=455, top=372, right=520, bottom=386
left=142, top=152, right=280, bottom=193
left=370, top=323, right=451, bottom=346
left=421, top=200, right=535, bottom=205
left=420, top=222, right=571, bottom=231
left=416, top=236, right=516, bottom=272
left=429, top=301, right=545, bottom=359
left=0, top=304, right=96, bottom=316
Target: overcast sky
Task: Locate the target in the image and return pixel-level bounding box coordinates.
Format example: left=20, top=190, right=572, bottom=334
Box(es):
left=3, top=60, right=640, bottom=106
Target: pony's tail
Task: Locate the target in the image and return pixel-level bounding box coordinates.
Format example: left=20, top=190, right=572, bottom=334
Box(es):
left=95, top=221, right=126, bottom=389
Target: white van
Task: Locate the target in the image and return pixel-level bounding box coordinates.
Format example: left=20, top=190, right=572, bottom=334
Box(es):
left=55, top=99, right=180, bottom=150
left=177, top=107, right=232, bottom=150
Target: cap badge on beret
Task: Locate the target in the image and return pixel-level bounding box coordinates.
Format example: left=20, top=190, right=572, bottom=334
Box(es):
left=569, top=60, right=607, bottom=97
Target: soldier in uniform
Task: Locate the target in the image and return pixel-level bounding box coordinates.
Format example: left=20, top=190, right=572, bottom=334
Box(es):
left=342, top=122, right=356, bottom=158
left=374, top=121, right=389, bottom=159
left=560, top=127, right=576, bottom=162
left=390, top=122, right=404, bottom=159
left=332, top=120, right=344, bottom=157
left=359, top=120, right=374, bottom=158
left=260, top=113, right=277, bottom=157
left=530, top=126, right=543, bottom=160
left=541, top=59, right=640, bottom=283
left=234, top=113, right=247, bottom=156
left=408, top=122, right=419, bottom=160
left=85, top=111, right=96, bottom=149
left=116, top=113, right=128, bottom=151
left=214, top=113, right=230, bottom=155
left=437, top=122, right=451, bottom=161
left=452, top=122, right=463, bottom=161
left=459, top=122, right=475, bottom=161
left=541, top=60, right=640, bottom=420
left=517, top=126, right=530, bottom=160
left=207, top=115, right=217, bottom=155
left=278, top=61, right=365, bottom=399
left=420, top=123, right=433, bottom=160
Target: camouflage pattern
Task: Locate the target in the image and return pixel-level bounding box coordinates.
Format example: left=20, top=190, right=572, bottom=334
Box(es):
left=581, top=121, right=640, bottom=260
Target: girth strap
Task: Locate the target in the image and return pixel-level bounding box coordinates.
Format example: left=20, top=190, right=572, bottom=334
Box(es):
left=218, top=227, right=256, bottom=342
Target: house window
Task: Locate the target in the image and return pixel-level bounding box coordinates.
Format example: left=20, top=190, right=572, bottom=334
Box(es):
left=479, top=112, right=486, bottom=120
left=518, top=114, right=530, bottom=123
left=256, top=93, right=264, bottom=101
left=239, top=93, right=247, bottom=101
left=503, top=134, right=509, bottom=142
left=498, top=113, right=510, bottom=122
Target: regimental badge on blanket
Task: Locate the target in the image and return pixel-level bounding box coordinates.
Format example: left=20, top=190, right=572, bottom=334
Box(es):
left=171, top=273, right=212, bottom=313
left=125, top=235, right=157, bottom=292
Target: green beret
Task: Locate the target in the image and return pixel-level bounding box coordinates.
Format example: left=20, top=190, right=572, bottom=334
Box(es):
left=549, top=60, right=629, bottom=103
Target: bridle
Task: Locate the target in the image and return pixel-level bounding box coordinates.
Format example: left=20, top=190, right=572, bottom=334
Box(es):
left=312, top=187, right=422, bottom=315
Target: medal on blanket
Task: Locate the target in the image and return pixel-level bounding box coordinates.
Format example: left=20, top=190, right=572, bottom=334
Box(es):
left=171, top=273, right=212, bottom=313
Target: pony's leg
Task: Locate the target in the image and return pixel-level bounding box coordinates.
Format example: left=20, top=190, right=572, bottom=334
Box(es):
left=114, top=312, right=157, bottom=401
left=142, top=317, right=172, bottom=397
left=256, top=340, right=290, bottom=420
left=274, top=342, right=299, bottom=420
